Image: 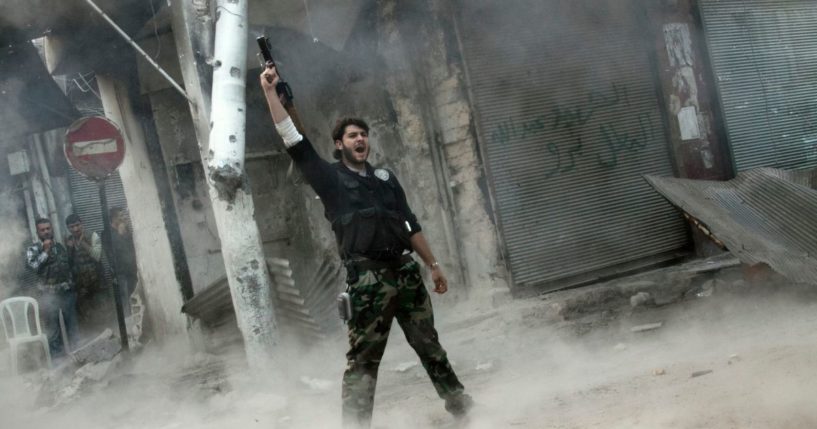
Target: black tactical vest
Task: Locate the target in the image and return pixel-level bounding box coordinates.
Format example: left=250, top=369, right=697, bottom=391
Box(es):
left=39, top=243, right=73, bottom=286
left=331, top=168, right=412, bottom=260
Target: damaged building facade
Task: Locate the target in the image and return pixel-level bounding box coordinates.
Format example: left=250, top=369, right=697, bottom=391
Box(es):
left=2, top=0, right=817, bottom=361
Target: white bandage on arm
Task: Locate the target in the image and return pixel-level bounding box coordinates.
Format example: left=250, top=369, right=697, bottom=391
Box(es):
left=275, top=117, right=303, bottom=147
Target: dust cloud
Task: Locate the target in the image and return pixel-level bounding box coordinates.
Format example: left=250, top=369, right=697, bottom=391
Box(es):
left=0, top=183, right=30, bottom=300
left=3, top=273, right=817, bottom=428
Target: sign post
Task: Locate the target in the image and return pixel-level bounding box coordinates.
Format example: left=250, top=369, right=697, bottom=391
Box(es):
left=64, top=116, right=129, bottom=352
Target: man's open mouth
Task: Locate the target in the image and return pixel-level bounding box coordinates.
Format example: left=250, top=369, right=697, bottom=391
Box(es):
left=354, top=146, right=366, bottom=153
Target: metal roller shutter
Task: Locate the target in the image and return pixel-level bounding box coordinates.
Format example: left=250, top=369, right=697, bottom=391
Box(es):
left=68, top=168, right=129, bottom=278
left=68, top=169, right=128, bottom=237
left=699, top=0, right=817, bottom=171
left=457, top=0, right=688, bottom=290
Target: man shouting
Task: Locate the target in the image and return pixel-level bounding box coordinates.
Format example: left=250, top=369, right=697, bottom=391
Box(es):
left=260, top=64, right=473, bottom=427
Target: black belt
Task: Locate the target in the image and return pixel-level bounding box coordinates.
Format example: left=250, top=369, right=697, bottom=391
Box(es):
left=347, top=254, right=413, bottom=271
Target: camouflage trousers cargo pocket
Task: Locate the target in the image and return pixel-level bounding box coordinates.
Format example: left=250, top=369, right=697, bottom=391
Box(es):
left=341, top=259, right=464, bottom=427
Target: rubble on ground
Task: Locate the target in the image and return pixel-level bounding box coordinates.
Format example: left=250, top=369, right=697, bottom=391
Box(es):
left=32, top=293, right=146, bottom=410
left=72, top=329, right=121, bottom=366
left=690, top=369, right=713, bottom=378
left=631, top=322, right=663, bottom=333
left=629, top=291, right=653, bottom=307
left=34, top=328, right=126, bottom=408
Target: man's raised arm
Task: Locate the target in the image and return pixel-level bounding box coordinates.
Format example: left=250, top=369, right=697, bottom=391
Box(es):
left=260, top=65, right=302, bottom=148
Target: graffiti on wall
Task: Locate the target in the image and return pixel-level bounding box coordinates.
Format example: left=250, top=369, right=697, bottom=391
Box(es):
left=490, top=82, right=656, bottom=178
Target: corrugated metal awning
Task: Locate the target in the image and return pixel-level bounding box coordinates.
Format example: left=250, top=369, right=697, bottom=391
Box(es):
left=646, top=168, right=817, bottom=284
left=0, top=42, right=78, bottom=141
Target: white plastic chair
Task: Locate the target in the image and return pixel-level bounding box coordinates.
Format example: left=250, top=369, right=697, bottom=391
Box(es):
left=0, top=297, right=51, bottom=374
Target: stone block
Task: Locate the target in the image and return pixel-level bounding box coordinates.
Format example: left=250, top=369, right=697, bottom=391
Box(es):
left=71, top=329, right=121, bottom=365
left=629, top=291, right=653, bottom=307
left=631, top=322, right=663, bottom=333
left=75, top=355, right=120, bottom=382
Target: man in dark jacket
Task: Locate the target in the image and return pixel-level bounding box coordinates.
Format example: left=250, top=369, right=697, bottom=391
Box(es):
left=260, top=65, right=472, bottom=428
left=26, top=217, right=79, bottom=356
left=105, top=207, right=138, bottom=316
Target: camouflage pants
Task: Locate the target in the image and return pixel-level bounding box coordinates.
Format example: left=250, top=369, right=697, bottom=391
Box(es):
left=74, top=270, right=102, bottom=322
left=342, top=259, right=464, bottom=428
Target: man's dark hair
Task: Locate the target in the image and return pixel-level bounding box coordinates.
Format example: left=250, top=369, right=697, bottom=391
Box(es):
left=35, top=217, right=51, bottom=226
left=332, top=118, right=369, bottom=160
left=65, top=213, right=81, bottom=226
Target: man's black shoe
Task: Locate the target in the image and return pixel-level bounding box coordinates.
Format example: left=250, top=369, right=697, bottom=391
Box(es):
left=444, top=393, right=474, bottom=417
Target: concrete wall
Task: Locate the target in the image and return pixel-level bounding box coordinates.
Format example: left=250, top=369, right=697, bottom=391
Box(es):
left=97, top=75, right=188, bottom=339
left=147, top=88, right=227, bottom=293
left=374, top=0, right=509, bottom=300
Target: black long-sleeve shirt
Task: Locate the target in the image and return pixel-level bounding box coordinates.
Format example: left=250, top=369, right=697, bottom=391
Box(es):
left=287, top=137, right=422, bottom=235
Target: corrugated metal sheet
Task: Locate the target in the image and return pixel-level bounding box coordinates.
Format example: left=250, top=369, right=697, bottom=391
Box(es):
left=699, top=0, right=817, bottom=171
left=458, top=0, right=688, bottom=290
left=182, top=257, right=342, bottom=345
left=646, top=168, right=817, bottom=284
left=68, top=169, right=128, bottom=241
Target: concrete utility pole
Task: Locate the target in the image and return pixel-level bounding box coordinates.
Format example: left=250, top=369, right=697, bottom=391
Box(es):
left=170, top=0, right=278, bottom=371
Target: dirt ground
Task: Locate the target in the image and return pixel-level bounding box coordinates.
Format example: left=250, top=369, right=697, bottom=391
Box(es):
left=3, top=266, right=817, bottom=429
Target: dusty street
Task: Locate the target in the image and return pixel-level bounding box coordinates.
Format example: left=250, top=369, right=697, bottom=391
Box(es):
left=3, top=266, right=817, bottom=429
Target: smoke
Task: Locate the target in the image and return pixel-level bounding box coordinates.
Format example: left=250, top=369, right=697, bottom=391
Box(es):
left=0, top=181, right=30, bottom=301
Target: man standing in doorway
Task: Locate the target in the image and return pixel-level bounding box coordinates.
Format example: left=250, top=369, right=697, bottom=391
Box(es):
left=105, top=207, right=138, bottom=316
left=26, top=217, right=79, bottom=356
left=65, top=214, right=103, bottom=326
left=260, top=65, right=473, bottom=428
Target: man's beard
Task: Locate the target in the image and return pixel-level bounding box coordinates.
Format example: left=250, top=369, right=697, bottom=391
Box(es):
left=341, top=146, right=367, bottom=166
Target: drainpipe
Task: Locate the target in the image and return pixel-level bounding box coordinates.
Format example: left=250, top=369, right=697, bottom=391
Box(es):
left=42, top=129, right=74, bottom=222
left=31, top=134, right=64, bottom=241
left=23, top=185, right=37, bottom=241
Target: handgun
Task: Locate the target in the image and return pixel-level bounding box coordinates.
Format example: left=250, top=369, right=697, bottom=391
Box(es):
left=257, top=35, right=305, bottom=135
left=257, top=36, right=294, bottom=103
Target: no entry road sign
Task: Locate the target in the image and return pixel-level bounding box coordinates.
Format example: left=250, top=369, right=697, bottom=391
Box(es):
left=64, top=116, right=125, bottom=180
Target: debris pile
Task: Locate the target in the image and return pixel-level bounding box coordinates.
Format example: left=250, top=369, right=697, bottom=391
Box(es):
left=35, top=329, right=124, bottom=407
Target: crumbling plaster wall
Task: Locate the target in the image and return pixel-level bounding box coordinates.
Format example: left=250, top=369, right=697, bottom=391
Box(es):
left=135, top=33, right=225, bottom=294
left=374, top=0, right=509, bottom=298
left=146, top=88, right=226, bottom=293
